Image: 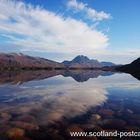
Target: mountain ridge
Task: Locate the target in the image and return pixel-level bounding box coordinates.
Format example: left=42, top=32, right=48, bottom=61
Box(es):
left=0, top=53, right=64, bottom=69
left=0, top=53, right=116, bottom=70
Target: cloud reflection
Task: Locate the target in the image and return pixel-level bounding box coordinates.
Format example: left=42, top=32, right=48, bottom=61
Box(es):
left=0, top=76, right=108, bottom=126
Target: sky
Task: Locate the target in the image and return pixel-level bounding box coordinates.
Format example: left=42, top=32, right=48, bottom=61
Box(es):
left=0, top=0, right=140, bottom=64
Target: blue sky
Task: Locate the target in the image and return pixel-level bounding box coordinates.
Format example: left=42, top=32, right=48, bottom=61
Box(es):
left=0, top=0, right=140, bottom=64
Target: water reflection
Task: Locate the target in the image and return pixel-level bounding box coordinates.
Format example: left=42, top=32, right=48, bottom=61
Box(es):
left=0, top=71, right=108, bottom=125
left=0, top=70, right=140, bottom=140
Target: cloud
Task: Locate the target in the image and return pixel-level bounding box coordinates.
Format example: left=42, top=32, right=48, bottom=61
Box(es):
left=67, top=0, right=86, bottom=11
left=0, top=0, right=109, bottom=57
left=93, top=48, right=140, bottom=64
left=67, top=0, right=111, bottom=21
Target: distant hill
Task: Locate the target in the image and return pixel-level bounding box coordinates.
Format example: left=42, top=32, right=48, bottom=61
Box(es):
left=0, top=53, right=64, bottom=70
left=101, top=61, right=115, bottom=67
left=63, top=55, right=115, bottom=68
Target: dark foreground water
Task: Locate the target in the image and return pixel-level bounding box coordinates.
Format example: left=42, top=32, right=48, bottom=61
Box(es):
left=0, top=70, right=140, bottom=140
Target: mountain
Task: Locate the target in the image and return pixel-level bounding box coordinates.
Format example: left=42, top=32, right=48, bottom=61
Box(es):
left=62, top=55, right=102, bottom=68
left=63, top=55, right=116, bottom=68
left=116, top=57, right=140, bottom=80
left=0, top=53, right=64, bottom=70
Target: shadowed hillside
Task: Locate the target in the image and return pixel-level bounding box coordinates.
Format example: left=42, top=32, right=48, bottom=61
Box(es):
left=117, top=57, right=140, bottom=80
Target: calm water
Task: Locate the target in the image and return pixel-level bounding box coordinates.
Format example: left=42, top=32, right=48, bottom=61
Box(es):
left=0, top=70, right=140, bottom=140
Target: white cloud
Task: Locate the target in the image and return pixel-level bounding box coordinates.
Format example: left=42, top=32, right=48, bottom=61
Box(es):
left=92, top=48, right=140, bottom=64
left=0, top=0, right=109, bottom=57
left=67, top=0, right=111, bottom=21
left=67, top=0, right=87, bottom=11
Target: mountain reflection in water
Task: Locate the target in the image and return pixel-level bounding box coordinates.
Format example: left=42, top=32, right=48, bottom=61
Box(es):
left=0, top=70, right=140, bottom=140
left=0, top=70, right=114, bottom=84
